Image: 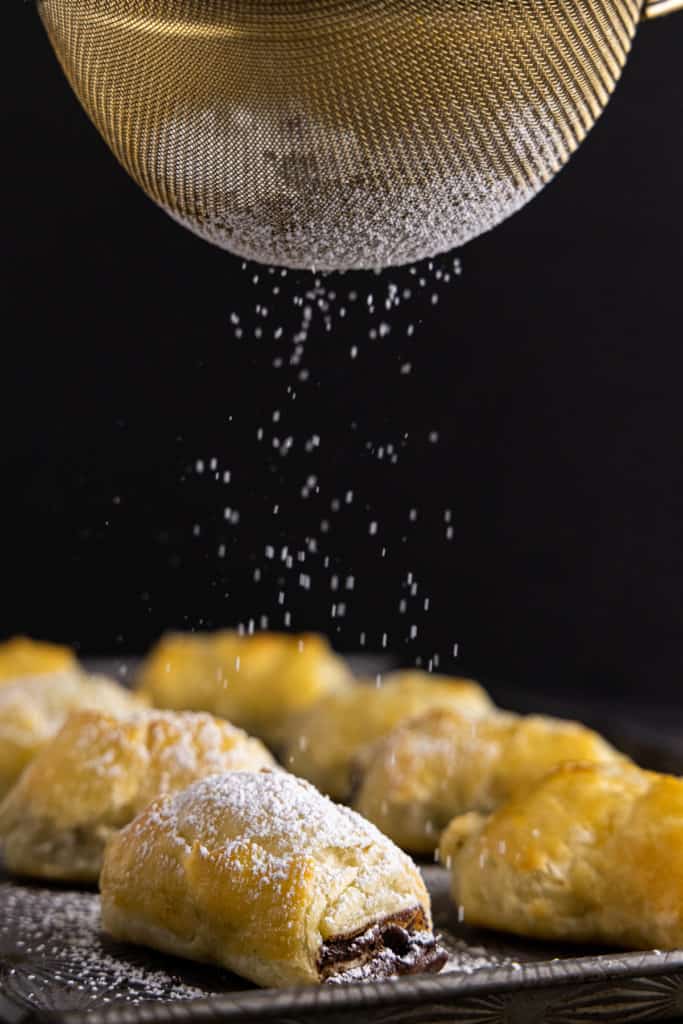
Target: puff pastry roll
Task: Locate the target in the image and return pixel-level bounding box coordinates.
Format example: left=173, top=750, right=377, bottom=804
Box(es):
left=101, top=771, right=445, bottom=987
left=137, top=631, right=352, bottom=745
left=0, top=636, right=77, bottom=683
left=0, top=709, right=275, bottom=882
left=0, top=672, right=145, bottom=800
left=283, top=671, right=493, bottom=801
left=439, top=761, right=683, bottom=950
left=353, top=709, right=625, bottom=853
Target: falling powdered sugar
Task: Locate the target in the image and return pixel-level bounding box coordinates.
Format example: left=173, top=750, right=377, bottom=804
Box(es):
left=180, top=255, right=465, bottom=675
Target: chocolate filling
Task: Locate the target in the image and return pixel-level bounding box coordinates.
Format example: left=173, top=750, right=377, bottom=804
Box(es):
left=318, top=905, right=447, bottom=982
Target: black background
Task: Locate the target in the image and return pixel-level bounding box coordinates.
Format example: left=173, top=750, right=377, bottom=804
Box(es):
left=4, top=7, right=683, bottom=707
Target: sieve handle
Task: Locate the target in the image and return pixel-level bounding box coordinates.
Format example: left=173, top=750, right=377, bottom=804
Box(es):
left=642, top=0, right=683, bottom=15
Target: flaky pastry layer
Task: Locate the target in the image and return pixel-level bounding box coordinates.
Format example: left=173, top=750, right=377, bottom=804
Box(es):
left=283, top=671, right=493, bottom=801
left=0, top=636, right=77, bottom=683
left=353, top=708, right=626, bottom=852
left=136, top=631, right=352, bottom=745
left=439, top=761, right=683, bottom=949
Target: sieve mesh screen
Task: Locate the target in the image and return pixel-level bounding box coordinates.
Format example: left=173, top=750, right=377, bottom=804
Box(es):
left=38, top=0, right=646, bottom=269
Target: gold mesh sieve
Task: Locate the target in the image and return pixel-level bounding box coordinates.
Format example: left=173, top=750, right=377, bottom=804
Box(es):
left=37, top=0, right=680, bottom=270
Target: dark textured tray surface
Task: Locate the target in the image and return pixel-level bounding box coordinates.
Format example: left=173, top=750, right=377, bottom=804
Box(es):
left=3, top=865, right=683, bottom=1024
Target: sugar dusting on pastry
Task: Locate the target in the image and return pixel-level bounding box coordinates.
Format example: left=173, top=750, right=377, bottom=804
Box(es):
left=69, top=709, right=274, bottom=781
left=145, top=770, right=418, bottom=891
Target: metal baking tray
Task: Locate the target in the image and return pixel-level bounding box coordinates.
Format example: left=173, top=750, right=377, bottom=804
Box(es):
left=4, top=866, right=683, bottom=1024
left=2, top=660, right=683, bottom=1024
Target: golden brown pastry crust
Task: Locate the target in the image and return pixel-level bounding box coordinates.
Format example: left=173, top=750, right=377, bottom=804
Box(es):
left=353, top=708, right=625, bottom=853
left=0, top=673, right=145, bottom=801
left=0, top=637, right=77, bottom=682
left=0, top=709, right=276, bottom=882
left=101, top=771, right=444, bottom=987
left=283, top=671, right=493, bottom=801
left=136, top=631, right=352, bottom=745
left=439, top=761, right=683, bottom=950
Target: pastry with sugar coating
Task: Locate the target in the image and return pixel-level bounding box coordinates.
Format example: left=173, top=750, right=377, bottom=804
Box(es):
left=0, top=709, right=275, bottom=882
left=0, top=673, right=145, bottom=800
left=101, top=770, right=445, bottom=987
left=439, top=761, right=683, bottom=949
left=137, top=631, right=352, bottom=745
left=353, top=708, right=626, bottom=853
left=0, top=636, right=77, bottom=683
left=283, top=671, right=493, bottom=801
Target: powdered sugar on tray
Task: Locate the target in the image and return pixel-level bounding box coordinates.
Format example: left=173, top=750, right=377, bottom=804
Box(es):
left=437, top=931, right=517, bottom=975
left=0, top=881, right=215, bottom=1011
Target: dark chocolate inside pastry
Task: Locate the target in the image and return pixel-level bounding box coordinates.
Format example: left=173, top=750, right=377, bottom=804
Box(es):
left=319, top=906, right=446, bottom=982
